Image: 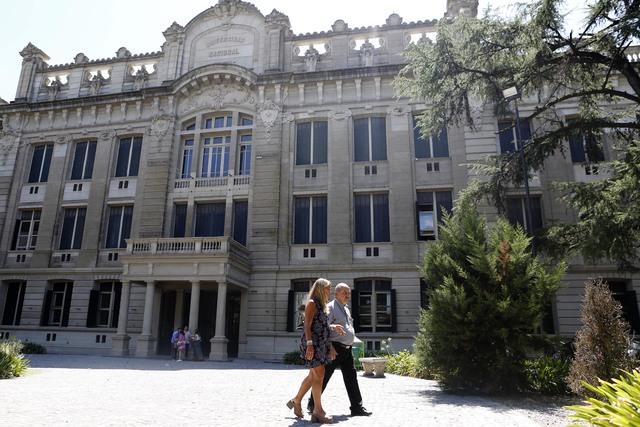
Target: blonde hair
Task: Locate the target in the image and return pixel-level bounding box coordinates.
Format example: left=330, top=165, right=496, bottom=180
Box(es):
left=309, top=278, right=331, bottom=313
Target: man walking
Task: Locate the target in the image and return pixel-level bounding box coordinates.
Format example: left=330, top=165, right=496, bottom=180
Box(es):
left=308, top=283, right=372, bottom=416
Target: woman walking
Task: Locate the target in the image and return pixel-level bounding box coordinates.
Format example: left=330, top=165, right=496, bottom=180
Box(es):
left=286, top=278, right=336, bottom=423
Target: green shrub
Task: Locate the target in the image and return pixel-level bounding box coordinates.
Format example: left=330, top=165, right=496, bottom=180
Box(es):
left=386, top=350, right=433, bottom=379
left=0, top=339, right=30, bottom=379
left=565, top=370, right=640, bottom=426
left=21, top=341, right=47, bottom=354
left=567, top=278, right=632, bottom=397
left=283, top=350, right=304, bottom=365
left=524, top=355, right=571, bottom=395
left=415, top=194, right=566, bottom=393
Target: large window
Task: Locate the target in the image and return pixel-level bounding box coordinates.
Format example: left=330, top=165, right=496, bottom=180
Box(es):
left=294, top=196, right=327, bottom=244
left=194, top=202, right=225, bottom=237
left=354, top=117, right=387, bottom=162
left=180, top=139, right=194, bottom=179
left=568, top=126, right=605, bottom=163
left=41, top=282, right=73, bottom=327
left=59, top=207, right=86, bottom=250
left=238, top=134, right=252, bottom=176
left=296, top=121, right=328, bottom=165
left=287, top=280, right=312, bottom=332
left=70, top=141, right=96, bottom=180
left=232, top=200, right=248, bottom=246
left=87, top=282, right=121, bottom=328
left=105, top=205, right=133, bottom=249
left=506, top=196, right=543, bottom=233
left=354, top=193, right=389, bottom=243
left=498, top=120, right=532, bottom=154
left=606, top=280, right=640, bottom=335
left=12, top=210, right=41, bottom=250
left=202, top=136, right=230, bottom=177
left=173, top=204, right=187, bottom=238
left=413, top=117, right=449, bottom=158
left=352, top=279, right=395, bottom=332
left=2, top=281, right=26, bottom=326
left=28, top=144, right=53, bottom=183
left=115, top=137, right=142, bottom=177
left=416, top=191, right=453, bottom=240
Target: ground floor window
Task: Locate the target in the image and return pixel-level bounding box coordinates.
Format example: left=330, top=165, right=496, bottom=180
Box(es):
left=352, top=279, right=396, bottom=333
left=41, top=282, right=73, bottom=327
left=2, top=281, right=26, bottom=325
left=287, top=280, right=312, bottom=332
left=87, top=282, right=121, bottom=328
left=606, top=279, right=640, bottom=335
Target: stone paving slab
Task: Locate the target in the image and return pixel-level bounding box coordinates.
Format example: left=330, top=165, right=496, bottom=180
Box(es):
left=0, top=354, right=553, bottom=426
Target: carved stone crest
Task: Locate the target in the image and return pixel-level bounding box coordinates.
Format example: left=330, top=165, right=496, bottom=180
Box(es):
left=0, top=129, right=18, bottom=166
left=258, top=98, right=281, bottom=143
left=386, top=104, right=412, bottom=116
left=328, top=109, right=352, bottom=121
left=146, top=110, right=175, bottom=151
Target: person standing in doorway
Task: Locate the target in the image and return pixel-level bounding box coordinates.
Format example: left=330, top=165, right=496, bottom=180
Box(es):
left=183, top=325, right=191, bottom=360
left=176, top=327, right=186, bottom=362
left=170, top=327, right=180, bottom=360
left=191, top=329, right=204, bottom=361
left=308, top=283, right=372, bottom=417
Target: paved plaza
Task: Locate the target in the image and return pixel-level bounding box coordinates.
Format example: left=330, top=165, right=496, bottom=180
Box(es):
left=0, top=354, right=571, bottom=426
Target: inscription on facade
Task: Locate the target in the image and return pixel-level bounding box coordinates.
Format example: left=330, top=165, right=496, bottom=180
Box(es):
left=206, top=33, right=247, bottom=59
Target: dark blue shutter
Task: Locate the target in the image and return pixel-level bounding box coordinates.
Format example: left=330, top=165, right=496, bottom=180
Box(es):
left=129, top=137, right=142, bottom=176
left=354, top=195, right=371, bottom=242
left=311, top=196, right=327, bottom=244
left=41, top=290, right=52, bottom=326
left=413, top=117, right=431, bottom=158
left=232, top=201, right=248, bottom=246
left=313, top=121, right=328, bottom=164
left=373, top=194, right=390, bottom=242
left=287, top=290, right=295, bottom=332
left=433, top=128, right=449, bottom=157
left=71, top=142, right=87, bottom=180
left=371, top=117, right=387, bottom=161
left=61, top=285, right=73, bottom=327
left=86, top=290, right=99, bottom=327
left=354, top=118, right=369, bottom=162
left=296, top=122, right=311, bottom=165
left=112, top=283, right=122, bottom=328
left=294, top=198, right=310, bottom=244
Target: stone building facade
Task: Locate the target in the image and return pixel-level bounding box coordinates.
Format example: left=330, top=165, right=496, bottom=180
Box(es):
left=0, top=0, right=638, bottom=360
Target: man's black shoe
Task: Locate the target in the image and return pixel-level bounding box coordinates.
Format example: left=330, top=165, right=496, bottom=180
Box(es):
left=351, top=406, right=372, bottom=416
left=307, top=401, right=314, bottom=414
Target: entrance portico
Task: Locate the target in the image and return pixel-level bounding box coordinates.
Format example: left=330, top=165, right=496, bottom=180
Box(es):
left=112, top=237, right=250, bottom=360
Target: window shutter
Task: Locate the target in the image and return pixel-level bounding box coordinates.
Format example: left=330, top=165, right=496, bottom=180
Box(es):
left=41, top=290, right=52, bottom=326
left=391, top=289, right=397, bottom=333
left=112, top=284, right=122, bottom=328
left=351, top=290, right=360, bottom=332
left=86, top=290, right=99, bottom=327
left=287, top=290, right=295, bottom=332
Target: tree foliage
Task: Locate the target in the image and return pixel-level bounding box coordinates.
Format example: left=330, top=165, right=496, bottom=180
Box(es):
left=395, top=0, right=640, bottom=270
left=567, top=278, right=632, bottom=396
left=415, top=192, right=566, bottom=393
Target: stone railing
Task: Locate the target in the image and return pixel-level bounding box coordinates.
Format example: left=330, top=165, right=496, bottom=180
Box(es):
left=174, top=176, right=250, bottom=189
left=126, top=237, right=249, bottom=262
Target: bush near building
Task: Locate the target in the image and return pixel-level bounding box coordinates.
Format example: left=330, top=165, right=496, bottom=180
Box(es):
left=415, top=194, right=566, bottom=393
left=0, top=339, right=29, bottom=379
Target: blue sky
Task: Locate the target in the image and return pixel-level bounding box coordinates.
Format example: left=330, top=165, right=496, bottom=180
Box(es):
left=0, top=0, right=586, bottom=102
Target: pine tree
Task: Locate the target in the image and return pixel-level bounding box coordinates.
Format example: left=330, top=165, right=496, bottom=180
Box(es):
left=415, top=193, right=566, bottom=393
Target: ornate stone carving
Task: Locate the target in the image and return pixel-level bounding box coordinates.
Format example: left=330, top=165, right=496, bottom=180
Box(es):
left=146, top=110, right=175, bottom=152
left=265, top=9, right=291, bottom=30
left=203, top=0, right=244, bottom=30
left=258, top=98, right=281, bottom=143
left=99, top=130, right=117, bottom=141
left=179, top=85, right=256, bottom=114
left=47, top=76, right=65, bottom=101
left=359, top=39, right=376, bottom=66
left=133, top=65, right=150, bottom=91
left=163, top=22, right=185, bottom=43
left=304, top=45, right=320, bottom=72
left=210, top=86, right=231, bottom=110
left=55, top=134, right=72, bottom=145
left=281, top=113, right=295, bottom=124
left=328, top=109, right=352, bottom=121
left=0, top=128, right=18, bottom=165
left=386, top=104, right=412, bottom=116
left=86, top=70, right=110, bottom=96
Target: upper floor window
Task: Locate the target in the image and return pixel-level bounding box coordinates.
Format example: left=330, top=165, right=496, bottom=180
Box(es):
left=238, top=134, right=252, bottom=176
left=413, top=117, right=449, bottom=158
left=194, top=202, right=225, bottom=237
left=59, top=207, right=86, bottom=250
left=296, top=121, right=328, bottom=165
left=180, top=139, right=194, bottom=179
left=354, top=117, right=387, bottom=162
left=87, top=281, right=121, bottom=328
left=294, top=196, right=327, bottom=244
left=28, top=144, right=53, bottom=183
left=352, top=279, right=395, bottom=333
left=173, top=204, right=187, bottom=238
left=232, top=200, right=248, bottom=246
left=202, top=136, right=231, bottom=177
left=105, top=205, right=133, bottom=249
left=506, top=196, right=543, bottom=233
left=239, top=115, right=253, bottom=126
left=1, top=281, right=26, bottom=326
left=71, top=141, right=96, bottom=180
left=42, top=282, right=73, bottom=327
left=568, top=126, right=605, bottom=163
left=498, top=120, right=532, bottom=154
left=115, top=137, right=142, bottom=177
left=416, top=191, right=453, bottom=240
left=12, top=209, right=41, bottom=250
left=354, top=193, right=390, bottom=243
left=184, top=121, right=196, bottom=131
left=205, top=115, right=232, bottom=129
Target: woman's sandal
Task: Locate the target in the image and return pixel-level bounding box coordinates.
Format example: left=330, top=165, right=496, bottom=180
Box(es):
left=286, top=399, right=304, bottom=418
left=310, top=412, right=333, bottom=424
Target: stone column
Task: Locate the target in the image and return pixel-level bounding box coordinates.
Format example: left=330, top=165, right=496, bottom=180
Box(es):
left=136, top=281, right=157, bottom=357
left=209, top=281, right=228, bottom=361
left=111, top=280, right=131, bottom=356
left=188, top=281, right=201, bottom=331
